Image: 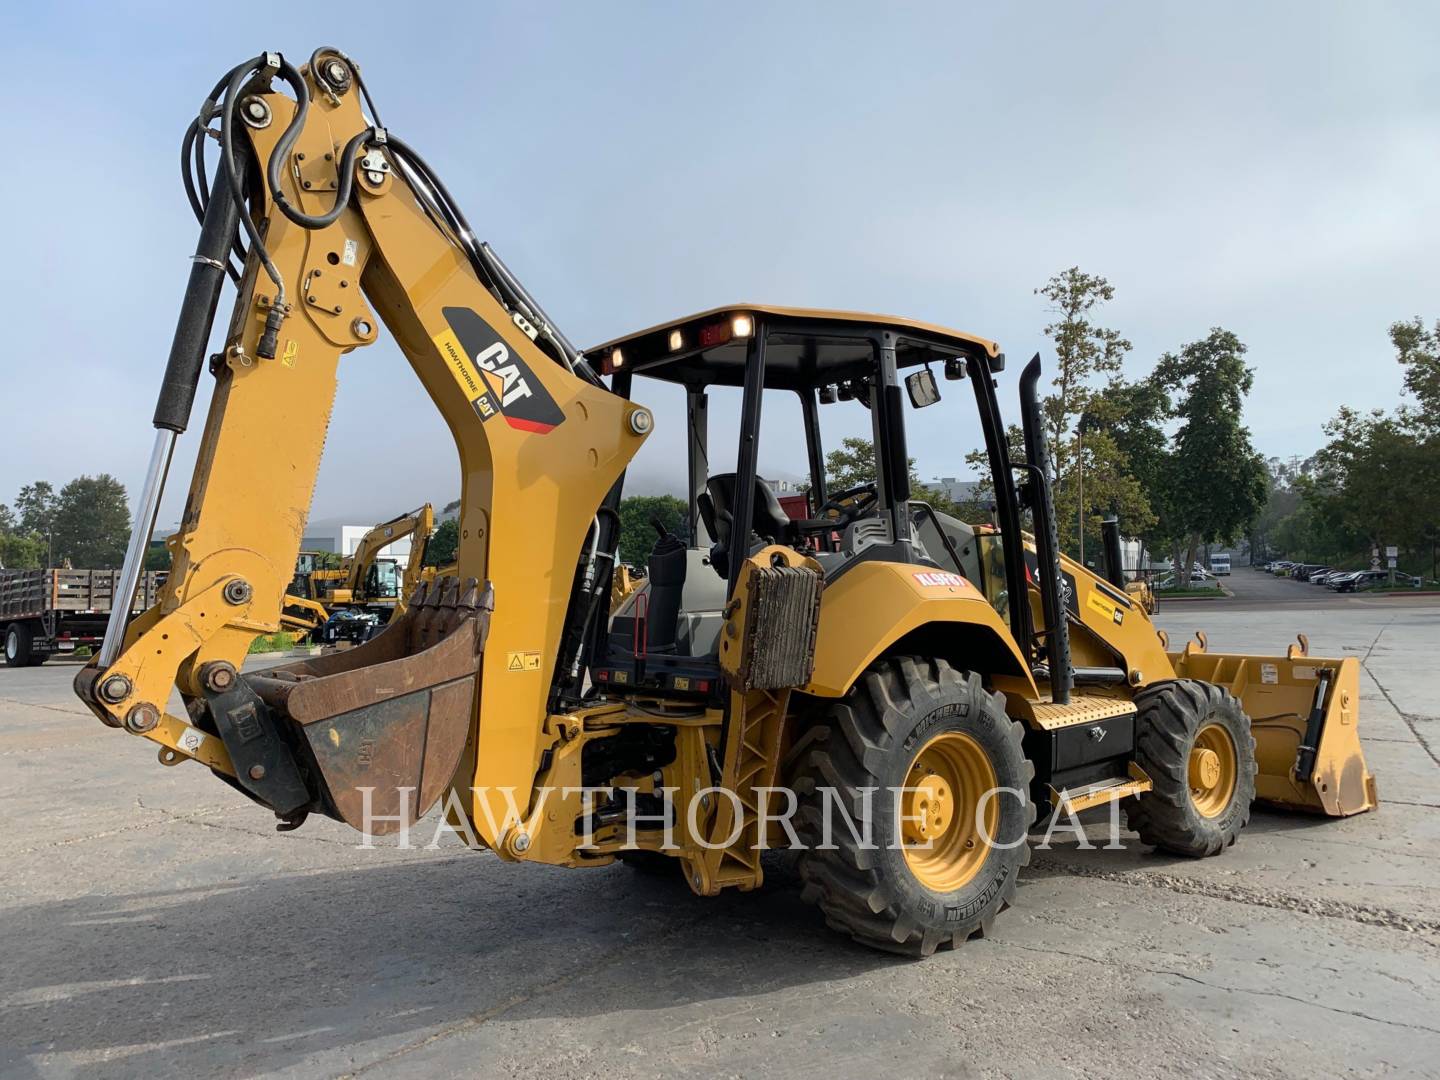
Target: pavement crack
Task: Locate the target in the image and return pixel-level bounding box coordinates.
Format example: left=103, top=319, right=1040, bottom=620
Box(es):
left=140, top=797, right=367, bottom=848
left=0, top=695, right=91, bottom=718
left=1027, top=854, right=1440, bottom=939
left=7, top=798, right=230, bottom=855
left=1000, top=940, right=1440, bottom=1035
left=1364, top=667, right=1440, bottom=770
left=1353, top=618, right=1440, bottom=770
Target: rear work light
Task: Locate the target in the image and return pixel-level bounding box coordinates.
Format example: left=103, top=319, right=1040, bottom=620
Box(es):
left=698, top=314, right=754, bottom=349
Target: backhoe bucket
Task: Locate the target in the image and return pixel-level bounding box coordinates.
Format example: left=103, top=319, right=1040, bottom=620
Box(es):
left=1169, top=636, right=1377, bottom=816
left=245, top=576, right=491, bottom=833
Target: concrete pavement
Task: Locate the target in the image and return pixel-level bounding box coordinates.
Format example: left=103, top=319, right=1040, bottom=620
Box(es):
left=2, top=573, right=1437, bottom=1079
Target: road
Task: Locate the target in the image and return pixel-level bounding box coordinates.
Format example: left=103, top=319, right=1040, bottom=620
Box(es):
left=2, top=574, right=1438, bottom=1079
left=1180, top=563, right=1427, bottom=611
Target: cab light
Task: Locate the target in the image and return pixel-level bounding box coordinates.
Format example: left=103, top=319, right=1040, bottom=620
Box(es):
left=699, top=321, right=731, bottom=348
left=611, top=347, right=625, bottom=370
left=668, top=329, right=684, bottom=352
left=731, top=313, right=754, bottom=338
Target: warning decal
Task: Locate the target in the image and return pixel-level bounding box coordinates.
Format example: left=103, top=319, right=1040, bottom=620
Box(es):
left=506, top=651, right=542, bottom=672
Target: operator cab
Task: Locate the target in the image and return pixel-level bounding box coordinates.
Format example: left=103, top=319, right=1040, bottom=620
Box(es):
left=587, top=305, right=1016, bottom=698
left=363, top=558, right=401, bottom=602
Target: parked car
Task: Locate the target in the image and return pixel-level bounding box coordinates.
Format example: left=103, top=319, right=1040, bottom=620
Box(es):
left=1313, top=569, right=1349, bottom=585
left=1293, top=564, right=1329, bottom=582
left=1155, top=572, right=1219, bottom=590
left=1332, top=570, right=1384, bottom=592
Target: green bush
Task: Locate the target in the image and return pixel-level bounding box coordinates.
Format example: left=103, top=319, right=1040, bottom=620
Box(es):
left=247, top=632, right=298, bottom=654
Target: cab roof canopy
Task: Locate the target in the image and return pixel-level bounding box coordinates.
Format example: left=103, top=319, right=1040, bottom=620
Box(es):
left=587, top=304, right=1003, bottom=390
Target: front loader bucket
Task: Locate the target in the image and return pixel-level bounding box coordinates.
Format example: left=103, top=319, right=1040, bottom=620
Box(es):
left=245, top=576, right=492, bottom=833
left=1169, top=636, right=1377, bottom=816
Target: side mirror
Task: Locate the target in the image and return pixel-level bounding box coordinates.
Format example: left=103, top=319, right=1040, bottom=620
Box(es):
left=817, top=384, right=837, bottom=405
left=905, top=368, right=940, bottom=409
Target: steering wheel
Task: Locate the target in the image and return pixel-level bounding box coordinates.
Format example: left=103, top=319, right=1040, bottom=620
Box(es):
left=817, top=482, right=879, bottom=527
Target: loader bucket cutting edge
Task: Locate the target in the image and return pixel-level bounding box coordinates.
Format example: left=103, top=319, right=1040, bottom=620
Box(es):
left=245, top=576, right=491, bottom=833
left=1168, top=647, right=1377, bottom=816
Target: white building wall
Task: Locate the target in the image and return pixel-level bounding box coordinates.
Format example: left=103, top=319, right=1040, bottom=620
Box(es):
left=301, top=525, right=413, bottom=561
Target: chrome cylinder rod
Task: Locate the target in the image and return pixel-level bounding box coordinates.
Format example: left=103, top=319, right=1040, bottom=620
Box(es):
left=99, top=428, right=176, bottom=668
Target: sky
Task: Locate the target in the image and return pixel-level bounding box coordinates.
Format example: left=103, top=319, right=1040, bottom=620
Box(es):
left=1, top=2, right=1436, bottom=531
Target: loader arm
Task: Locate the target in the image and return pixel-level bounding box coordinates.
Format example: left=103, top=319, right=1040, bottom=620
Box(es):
left=75, top=50, right=651, bottom=841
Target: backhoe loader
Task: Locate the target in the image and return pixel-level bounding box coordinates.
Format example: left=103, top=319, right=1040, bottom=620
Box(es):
left=77, top=48, right=1376, bottom=955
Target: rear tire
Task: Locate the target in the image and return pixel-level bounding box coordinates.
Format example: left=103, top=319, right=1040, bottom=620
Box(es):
left=1126, top=679, right=1256, bottom=857
left=789, top=656, right=1034, bottom=956
left=5, top=623, right=34, bottom=668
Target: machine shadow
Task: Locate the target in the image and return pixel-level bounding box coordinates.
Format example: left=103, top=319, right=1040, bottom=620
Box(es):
left=0, top=852, right=895, bottom=1078
left=1021, top=805, right=1352, bottom=878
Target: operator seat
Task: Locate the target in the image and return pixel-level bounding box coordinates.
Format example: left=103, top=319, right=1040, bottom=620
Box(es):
left=696, top=473, right=793, bottom=578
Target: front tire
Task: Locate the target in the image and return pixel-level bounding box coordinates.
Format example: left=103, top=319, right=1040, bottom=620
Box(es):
left=789, top=657, right=1034, bottom=956
left=1126, top=679, right=1256, bottom=857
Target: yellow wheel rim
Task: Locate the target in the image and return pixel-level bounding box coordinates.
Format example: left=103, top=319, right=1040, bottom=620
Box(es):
left=1189, top=722, right=1238, bottom=818
left=902, top=732, right=998, bottom=892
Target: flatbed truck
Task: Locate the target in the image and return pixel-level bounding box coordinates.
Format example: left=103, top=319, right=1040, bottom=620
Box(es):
left=1, top=568, right=166, bottom=666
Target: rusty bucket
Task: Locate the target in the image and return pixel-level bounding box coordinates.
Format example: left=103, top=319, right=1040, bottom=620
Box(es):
left=246, top=576, right=492, bottom=832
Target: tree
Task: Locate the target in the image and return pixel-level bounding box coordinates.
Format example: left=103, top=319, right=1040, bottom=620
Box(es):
left=821, top=436, right=886, bottom=491
left=1263, top=320, right=1440, bottom=577
left=14, top=481, right=57, bottom=539
left=617, top=494, right=688, bottom=567
left=1092, top=376, right=1168, bottom=561
left=1035, top=268, right=1137, bottom=551
left=50, top=475, right=132, bottom=568
left=1153, top=330, right=1268, bottom=587
left=1248, top=458, right=1306, bottom=563
left=1389, top=317, right=1440, bottom=560
left=1308, top=408, right=1427, bottom=562
left=816, top=436, right=987, bottom=522
left=0, top=532, right=44, bottom=569
left=1391, top=316, right=1440, bottom=432
left=423, top=518, right=459, bottom=567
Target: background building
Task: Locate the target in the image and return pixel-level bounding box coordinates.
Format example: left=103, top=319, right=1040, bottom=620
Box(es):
left=300, top=524, right=414, bottom=562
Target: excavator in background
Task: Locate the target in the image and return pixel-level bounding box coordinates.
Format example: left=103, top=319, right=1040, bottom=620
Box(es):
left=76, top=48, right=1376, bottom=955
left=282, top=504, right=435, bottom=641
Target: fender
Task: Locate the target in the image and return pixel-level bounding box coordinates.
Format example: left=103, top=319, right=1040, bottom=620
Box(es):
left=805, top=561, right=1037, bottom=698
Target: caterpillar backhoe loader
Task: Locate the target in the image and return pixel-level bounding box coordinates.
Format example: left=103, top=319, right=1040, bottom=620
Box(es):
left=77, top=48, right=1376, bottom=955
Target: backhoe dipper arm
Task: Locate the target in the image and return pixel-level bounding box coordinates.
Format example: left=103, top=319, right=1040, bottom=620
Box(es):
left=76, top=50, right=651, bottom=842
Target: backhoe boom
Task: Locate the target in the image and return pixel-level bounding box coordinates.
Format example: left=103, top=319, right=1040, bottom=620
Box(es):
left=76, top=48, right=651, bottom=842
